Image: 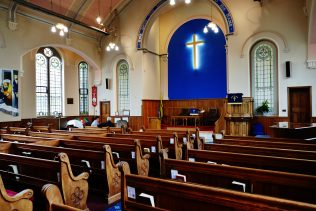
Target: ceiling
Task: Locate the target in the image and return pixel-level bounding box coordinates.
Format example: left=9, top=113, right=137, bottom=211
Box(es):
left=8, top=0, right=131, bottom=35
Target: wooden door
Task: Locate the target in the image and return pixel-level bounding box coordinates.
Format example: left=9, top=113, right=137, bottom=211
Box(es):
left=288, top=87, right=311, bottom=123
left=100, top=101, right=110, bottom=123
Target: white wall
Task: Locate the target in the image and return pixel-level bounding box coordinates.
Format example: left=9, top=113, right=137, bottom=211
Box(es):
left=1, top=0, right=315, bottom=120
left=106, top=0, right=316, bottom=116
left=0, top=8, right=102, bottom=121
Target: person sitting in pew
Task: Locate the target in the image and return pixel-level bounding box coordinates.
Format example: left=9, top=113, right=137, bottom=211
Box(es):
left=91, top=116, right=99, bottom=127
left=66, top=119, right=84, bottom=129
left=98, top=117, right=115, bottom=128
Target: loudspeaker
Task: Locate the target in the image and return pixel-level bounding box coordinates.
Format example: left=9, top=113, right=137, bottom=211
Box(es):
left=105, top=78, right=109, bottom=89
left=286, top=61, right=291, bottom=77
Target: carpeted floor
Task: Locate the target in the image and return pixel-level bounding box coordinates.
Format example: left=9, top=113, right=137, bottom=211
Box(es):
left=105, top=202, right=122, bottom=211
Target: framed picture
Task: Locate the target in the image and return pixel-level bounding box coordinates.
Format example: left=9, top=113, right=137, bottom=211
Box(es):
left=122, top=109, right=130, bottom=116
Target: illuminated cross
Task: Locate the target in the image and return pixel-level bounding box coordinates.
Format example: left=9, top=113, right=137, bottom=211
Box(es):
left=186, top=34, right=204, bottom=70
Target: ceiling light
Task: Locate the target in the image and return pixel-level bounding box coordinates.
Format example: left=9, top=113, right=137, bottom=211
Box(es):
left=203, top=26, right=208, bottom=33
left=203, top=2, right=219, bottom=34
left=96, top=16, right=102, bottom=24
left=51, top=23, right=68, bottom=37
left=170, top=0, right=176, bottom=6
left=185, top=0, right=191, bottom=4
left=51, top=26, right=56, bottom=33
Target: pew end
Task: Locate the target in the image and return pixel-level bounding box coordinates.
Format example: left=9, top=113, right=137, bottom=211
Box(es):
left=58, top=153, right=89, bottom=210
left=134, top=139, right=150, bottom=176
left=42, top=184, right=84, bottom=211
left=104, top=145, right=123, bottom=204
left=0, top=175, right=33, bottom=211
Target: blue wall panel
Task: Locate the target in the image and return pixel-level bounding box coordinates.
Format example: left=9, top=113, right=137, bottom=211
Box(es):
left=168, top=19, right=227, bottom=99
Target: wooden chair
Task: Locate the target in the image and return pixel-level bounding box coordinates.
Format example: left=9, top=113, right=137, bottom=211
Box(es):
left=0, top=175, right=33, bottom=211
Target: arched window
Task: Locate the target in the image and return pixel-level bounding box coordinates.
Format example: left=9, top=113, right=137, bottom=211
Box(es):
left=251, top=40, right=278, bottom=115
left=79, top=62, right=89, bottom=115
left=117, top=60, right=130, bottom=113
left=35, top=47, right=62, bottom=116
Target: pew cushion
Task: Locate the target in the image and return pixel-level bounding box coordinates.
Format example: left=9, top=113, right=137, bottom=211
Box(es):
left=6, top=190, right=34, bottom=201
left=6, top=189, right=17, bottom=197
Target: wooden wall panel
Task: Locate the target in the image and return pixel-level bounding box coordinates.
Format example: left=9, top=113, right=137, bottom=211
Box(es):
left=142, top=100, right=160, bottom=128
left=128, top=116, right=143, bottom=131
left=252, top=116, right=289, bottom=137
left=143, top=99, right=226, bottom=132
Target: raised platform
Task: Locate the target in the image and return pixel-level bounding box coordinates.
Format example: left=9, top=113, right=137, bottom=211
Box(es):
left=270, top=122, right=316, bottom=139
left=162, top=125, right=215, bottom=132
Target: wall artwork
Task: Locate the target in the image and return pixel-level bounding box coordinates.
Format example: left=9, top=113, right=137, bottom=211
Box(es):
left=0, top=69, right=19, bottom=116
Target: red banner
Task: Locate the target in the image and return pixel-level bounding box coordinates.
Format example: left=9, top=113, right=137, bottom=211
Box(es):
left=92, top=85, right=97, bottom=107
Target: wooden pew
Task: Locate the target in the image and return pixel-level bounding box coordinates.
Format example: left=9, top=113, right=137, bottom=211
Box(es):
left=107, top=133, right=183, bottom=160
left=118, top=162, right=316, bottom=211
left=2, top=134, right=150, bottom=175
left=0, top=135, right=150, bottom=203
left=203, top=143, right=316, bottom=160
left=161, top=156, right=316, bottom=204
left=223, top=135, right=316, bottom=144
left=28, top=131, right=74, bottom=140
left=187, top=149, right=316, bottom=176
left=214, top=138, right=316, bottom=151
left=42, top=184, right=84, bottom=211
left=30, top=125, right=52, bottom=133
left=27, top=132, right=163, bottom=176
left=84, top=126, right=125, bottom=134
left=132, top=127, right=203, bottom=150
left=0, top=152, right=89, bottom=210
left=6, top=126, right=29, bottom=135
left=0, top=175, right=33, bottom=211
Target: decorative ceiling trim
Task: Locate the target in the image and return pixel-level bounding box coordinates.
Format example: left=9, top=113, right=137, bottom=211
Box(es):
left=12, top=0, right=108, bottom=36
left=136, top=0, right=235, bottom=49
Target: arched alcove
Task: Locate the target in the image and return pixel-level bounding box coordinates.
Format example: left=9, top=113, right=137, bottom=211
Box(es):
left=168, top=18, right=227, bottom=99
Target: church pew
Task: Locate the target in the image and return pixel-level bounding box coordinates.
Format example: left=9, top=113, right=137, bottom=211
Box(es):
left=2, top=134, right=152, bottom=171
left=0, top=136, right=150, bottom=203
left=130, top=127, right=203, bottom=149
left=84, top=126, right=125, bottom=134
left=33, top=133, right=166, bottom=176
left=223, top=135, right=316, bottom=144
left=203, top=143, right=316, bottom=160
left=187, top=149, right=316, bottom=176
left=52, top=129, right=108, bottom=137
left=0, top=175, right=33, bottom=211
left=214, top=138, right=316, bottom=151
left=4, top=139, right=150, bottom=176
left=30, top=125, right=52, bottom=133
left=161, top=156, right=316, bottom=204
left=0, top=152, right=89, bottom=210
left=6, top=126, right=29, bottom=135
left=42, top=184, right=83, bottom=211
left=106, top=133, right=183, bottom=160
left=28, top=131, right=75, bottom=140
left=118, top=162, right=316, bottom=211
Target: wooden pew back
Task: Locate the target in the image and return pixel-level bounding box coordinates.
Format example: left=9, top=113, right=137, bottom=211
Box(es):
left=215, top=138, right=316, bottom=151
left=204, top=143, right=316, bottom=160
left=161, top=157, right=316, bottom=204
left=187, top=149, right=316, bottom=175
left=119, top=162, right=316, bottom=211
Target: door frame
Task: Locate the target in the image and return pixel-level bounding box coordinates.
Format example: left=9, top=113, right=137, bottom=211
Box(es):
left=287, top=86, right=312, bottom=123
left=99, top=101, right=111, bottom=122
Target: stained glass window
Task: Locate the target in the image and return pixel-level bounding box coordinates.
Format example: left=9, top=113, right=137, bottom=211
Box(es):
left=117, top=60, right=130, bottom=114
left=251, top=40, right=278, bottom=115
left=79, top=62, right=89, bottom=115
left=36, top=47, right=62, bottom=116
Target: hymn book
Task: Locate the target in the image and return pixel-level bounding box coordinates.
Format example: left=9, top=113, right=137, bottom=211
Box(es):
left=176, top=174, right=187, bottom=182
left=231, top=181, right=246, bottom=192
left=139, top=193, right=155, bottom=207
